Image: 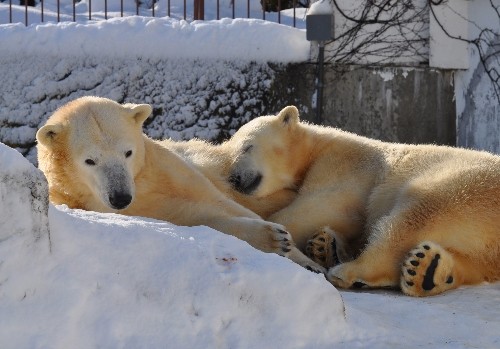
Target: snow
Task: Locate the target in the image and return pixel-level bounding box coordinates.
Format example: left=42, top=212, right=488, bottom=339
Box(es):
left=307, top=0, right=333, bottom=16
left=1, top=204, right=346, bottom=348
left=0, top=138, right=34, bottom=173
left=0, top=2, right=499, bottom=347
left=0, top=0, right=306, bottom=27
left=1, top=143, right=499, bottom=348
left=0, top=17, right=309, bottom=62
left=0, top=15, right=309, bottom=163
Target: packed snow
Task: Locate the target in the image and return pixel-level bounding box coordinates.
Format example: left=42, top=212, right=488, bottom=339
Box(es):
left=1, top=1, right=499, bottom=348
left=0, top=17, right=309, bottom=61
left=307, top=0, right=332, bottom=16
left=0, top=161, right=346, bottom=348
left=1, top=139, right=500, bottom=349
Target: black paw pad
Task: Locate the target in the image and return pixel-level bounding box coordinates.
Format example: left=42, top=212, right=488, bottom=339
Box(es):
left=422, top=254, right=441, bottom=291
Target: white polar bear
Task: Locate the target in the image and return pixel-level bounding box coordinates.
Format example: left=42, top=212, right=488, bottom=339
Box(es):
left=36, top=97, right=323, bottom=272
left=226, top=105, right=500, bottom=296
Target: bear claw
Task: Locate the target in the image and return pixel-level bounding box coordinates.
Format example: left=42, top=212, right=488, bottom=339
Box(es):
left=306, top=265, right=324, bottom=274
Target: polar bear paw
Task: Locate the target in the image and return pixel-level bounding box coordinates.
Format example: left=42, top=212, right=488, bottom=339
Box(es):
left=401, top=241, right=456, bottom=297
left=271, top=226, right=293, bottom=256
left=305, top=227, right=339, bottom=268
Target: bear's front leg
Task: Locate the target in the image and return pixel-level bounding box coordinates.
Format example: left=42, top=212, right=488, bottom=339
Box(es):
left=287, top=248, right=327, bottom=274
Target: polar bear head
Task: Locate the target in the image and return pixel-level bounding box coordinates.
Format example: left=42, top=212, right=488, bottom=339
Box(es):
left=36, top=96, right=152, bottom=211
left=227, top=106, right=303, bottom=197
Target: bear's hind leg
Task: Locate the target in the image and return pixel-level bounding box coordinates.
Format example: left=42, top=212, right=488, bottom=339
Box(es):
left=401, top=241, right=461, bottom=297
left=305, top=227, right=339, bottom=268
left=326, top=239, right=406, bottom=290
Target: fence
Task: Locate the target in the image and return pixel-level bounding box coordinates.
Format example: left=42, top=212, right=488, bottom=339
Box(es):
left=0, top=0, right=307, bottom=26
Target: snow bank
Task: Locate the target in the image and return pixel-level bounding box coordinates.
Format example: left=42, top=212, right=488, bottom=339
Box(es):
left=0, top=55, right=277, bottom=163
left=0, top=142, right=50, bottom=245
left=0, top=17, right=309, bottom=62
left=308, top=0, right=333, bottom=15
left=0, top=16, right=310, bottom=163
left=0, top=142, right=347, bottom=348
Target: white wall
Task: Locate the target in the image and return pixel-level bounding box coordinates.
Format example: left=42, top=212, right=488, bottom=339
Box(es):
left=318, top=0, right=499, bottom=153
left=455, top=0, right=500, bottom=153
left=429, top=0, right=469, bottom=69
left=320, top=0, right=429, bottom=64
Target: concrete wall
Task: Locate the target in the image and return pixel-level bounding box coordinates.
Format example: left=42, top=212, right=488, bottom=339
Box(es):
left=454, top=2, right=500, bottom=154
left=269, top=64, right=456, bottom=145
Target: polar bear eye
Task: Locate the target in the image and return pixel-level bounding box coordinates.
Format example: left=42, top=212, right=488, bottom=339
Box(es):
left=85, top=159, right=96, bottom=166
left=242, top=145, right=253, bottom=153
left=125, top=150, right=133, bottom=158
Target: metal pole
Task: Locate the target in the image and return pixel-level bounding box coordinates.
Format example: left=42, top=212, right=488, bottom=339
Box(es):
left=315, top=41, right=325, bottom=125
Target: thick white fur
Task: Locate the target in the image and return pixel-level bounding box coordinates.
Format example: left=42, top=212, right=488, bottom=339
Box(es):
left=227, top=105, right=500, bottom=296
left=36, top=97, right=322, bottom=272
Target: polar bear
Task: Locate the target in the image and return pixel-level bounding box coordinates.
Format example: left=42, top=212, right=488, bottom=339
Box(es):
left=36, top=96, right=323, bottom=272
left=163, top=138, right=298, bottom=219
left=226, top=105, right=500, bottom=297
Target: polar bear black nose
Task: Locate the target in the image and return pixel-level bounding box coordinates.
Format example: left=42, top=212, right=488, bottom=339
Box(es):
left=109, top=192, right=132, bottom=210
left=228, top=172, right=262, bottom=194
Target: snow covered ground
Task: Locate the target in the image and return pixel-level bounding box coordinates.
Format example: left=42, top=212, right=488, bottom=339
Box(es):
left=1, top=132, right=500, bottom=349
left=1, top=3, right=499, bottom=348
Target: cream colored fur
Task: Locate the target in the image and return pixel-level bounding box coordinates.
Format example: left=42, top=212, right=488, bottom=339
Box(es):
left=36, top=97, right=322, bottom=272
left=227, top=105, right=500, bottom=296
left=163, top=138, right=297, bottom=219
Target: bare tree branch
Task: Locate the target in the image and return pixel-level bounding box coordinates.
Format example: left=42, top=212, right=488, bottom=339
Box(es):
left=321, top=0, right=499, bottom=103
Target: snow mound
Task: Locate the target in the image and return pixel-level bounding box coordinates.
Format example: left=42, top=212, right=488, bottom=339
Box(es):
left=0, top=17, right=310, bottom=62
left=0, top=142, right=346, bottom=348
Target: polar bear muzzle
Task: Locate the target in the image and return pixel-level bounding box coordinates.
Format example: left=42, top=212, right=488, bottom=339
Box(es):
left=228, top=170, right=262, bottom=195
left=108, top=191, right=132, bottom=210
left=98, top=163, right=135, bottom=210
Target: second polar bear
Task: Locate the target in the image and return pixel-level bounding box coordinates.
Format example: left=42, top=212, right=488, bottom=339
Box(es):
left=36, top=97, right=322, bottom=272
left=226, top=105, right=500, bottom=297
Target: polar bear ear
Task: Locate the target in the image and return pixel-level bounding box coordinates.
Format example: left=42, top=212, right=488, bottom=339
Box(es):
left=123, top=103, right=152, bottom=125
left=277, top=106, right=300, bottom=127
left=36, top=124, right=64, bottom=147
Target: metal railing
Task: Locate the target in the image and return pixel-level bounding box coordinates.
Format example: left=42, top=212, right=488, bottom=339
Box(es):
left=0, top=0, right=308, bottom=27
